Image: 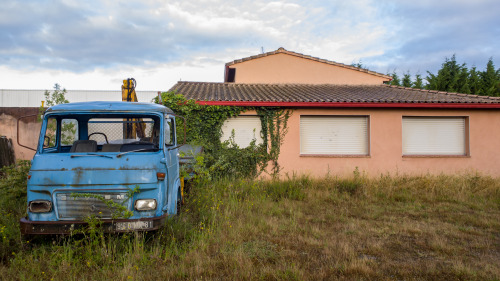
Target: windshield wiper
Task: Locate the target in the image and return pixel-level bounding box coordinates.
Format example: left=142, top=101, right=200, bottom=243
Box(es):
left=71, top=153, right=113, bottom=159
left=116, top=147, right=159, bottom=158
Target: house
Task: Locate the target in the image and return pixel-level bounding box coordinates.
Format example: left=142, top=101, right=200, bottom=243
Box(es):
left=170, top=48, right=500, bottom=177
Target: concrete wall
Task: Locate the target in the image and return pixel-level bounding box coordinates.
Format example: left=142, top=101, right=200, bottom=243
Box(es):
left=277, top=108, right=500, bottom=177
left=231, top=53, right=389, bottom=85
left=0, top=90, right=159, bottom=107
left=0, top=108, right=40, bottom=161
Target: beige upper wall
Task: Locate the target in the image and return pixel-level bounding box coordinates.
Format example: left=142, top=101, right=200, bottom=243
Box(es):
left=230, top=53, right=389, bottom=85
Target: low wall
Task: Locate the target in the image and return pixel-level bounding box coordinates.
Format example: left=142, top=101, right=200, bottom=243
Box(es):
left=0, top=107, right=40, bottom=161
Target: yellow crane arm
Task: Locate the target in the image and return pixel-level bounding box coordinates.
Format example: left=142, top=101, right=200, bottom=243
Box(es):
left=121, top=78, right=138, bottom=102
left=121, top=78, right=145, bottom=139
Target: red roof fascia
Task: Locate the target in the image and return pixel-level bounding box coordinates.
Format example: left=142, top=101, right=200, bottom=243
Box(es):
left=196, top=100, right=500, bottom=109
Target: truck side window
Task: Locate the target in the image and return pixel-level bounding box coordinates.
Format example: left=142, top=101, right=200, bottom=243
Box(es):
left=165, top=119, right=174, bottom=146
left=61, top=119, right=78, bottom=145
left=43, top=117, right=57, bottom=148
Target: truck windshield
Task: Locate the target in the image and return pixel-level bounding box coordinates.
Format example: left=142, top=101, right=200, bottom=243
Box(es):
left=41, top=114, right=161, bottom=154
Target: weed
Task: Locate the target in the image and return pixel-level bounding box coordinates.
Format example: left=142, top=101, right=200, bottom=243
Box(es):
left=1, top=170, right=500, bottom=279
left=263, top=175, right=308, bottom=201
left=0, top=160, right=30, bottom=261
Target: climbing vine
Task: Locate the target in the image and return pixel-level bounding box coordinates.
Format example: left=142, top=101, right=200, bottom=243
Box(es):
left=156, top=91, right=291, bottom=179
left=257, top=108, right=292, bottom=177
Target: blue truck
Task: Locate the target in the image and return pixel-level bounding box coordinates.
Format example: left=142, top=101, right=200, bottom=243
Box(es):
left=19, top=101, right=184, bottom=234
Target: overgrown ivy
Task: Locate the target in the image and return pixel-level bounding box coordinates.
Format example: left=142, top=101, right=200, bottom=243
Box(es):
left=257, top=108, right=292, bottom=176
left=156, top=91, right=291, bottom=179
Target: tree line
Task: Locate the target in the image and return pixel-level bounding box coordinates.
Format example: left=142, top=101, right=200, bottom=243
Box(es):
left=379, top=56, right=500, bottom=96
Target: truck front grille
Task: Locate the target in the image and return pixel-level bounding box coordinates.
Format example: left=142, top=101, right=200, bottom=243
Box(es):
left=56, top=192, right=129, bottom=220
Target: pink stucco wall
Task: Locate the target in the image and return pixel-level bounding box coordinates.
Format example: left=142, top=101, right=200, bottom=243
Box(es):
left=276, top=108, right=500, bottom=177
left=230, top=53, right=389, bottom=85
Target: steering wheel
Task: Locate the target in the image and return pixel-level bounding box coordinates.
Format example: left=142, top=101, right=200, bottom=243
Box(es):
left=88, top=132, right=109, bottom=144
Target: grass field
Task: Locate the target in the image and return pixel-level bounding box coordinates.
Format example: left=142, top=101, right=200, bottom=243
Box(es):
left=1, top=163, right=499, bottom=280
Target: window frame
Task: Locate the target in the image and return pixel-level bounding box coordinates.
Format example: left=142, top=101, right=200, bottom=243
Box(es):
left=164, top=117, right=175, bottom=146
left=39, top=112, right=163, bottom=154
left=220, top=115, right=264, bottom=148
left=401, top=116, right=470, bottom=157
left=299, top=115, right=371, bottom=157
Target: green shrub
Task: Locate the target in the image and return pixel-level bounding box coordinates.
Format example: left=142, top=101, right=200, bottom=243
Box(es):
left=159, top=91, right=290, bottom=179
left=0, top=160, right=31, bottom=260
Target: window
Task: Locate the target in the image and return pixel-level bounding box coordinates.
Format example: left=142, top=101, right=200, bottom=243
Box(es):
left=165, top=118, right=174, bottom=146
left=226, top=68, right=236, bottom=83
left=300, top=116, right=369, bottom=155
left=42, top=118, right=78, bottom=152
left=43, top=117, right=57, bottom=149
left=61, top=119, right=78, bottom=145
left=402, top=117, right=467, bottom=156
left=88, top=118, right=156, bottom=144
left=221, top=116, right=263, bottom=148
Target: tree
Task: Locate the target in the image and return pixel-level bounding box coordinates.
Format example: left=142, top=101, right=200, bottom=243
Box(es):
left=458, top=67, right=471, bottom=94
left=39, top=84, right=75, bottom=146
left=468, top=66, right=482, bottom=95
left=480, top=58, right=500, bottom=96
left=351, top=60, right=363, bottom=69
left=44, top=83, right=69, bottom=106
left=426, top=54, right=467, bottom=92
left=402, top=71, right=412, bottom=88
left=413, top=74, right=424, bottom=89
left=387, top=71, right=401, bottom=86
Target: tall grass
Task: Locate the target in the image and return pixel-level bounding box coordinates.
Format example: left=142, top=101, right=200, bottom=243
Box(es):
left=1, top=164, right=499, bottom=280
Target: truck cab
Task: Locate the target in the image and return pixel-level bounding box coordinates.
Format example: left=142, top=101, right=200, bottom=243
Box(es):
left=20, top=101, right=183, bottom=234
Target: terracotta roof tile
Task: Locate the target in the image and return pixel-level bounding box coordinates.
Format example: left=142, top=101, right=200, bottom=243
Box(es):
left=169, top=82, right=500, bottom=106
left=225, top=47, right=392, bottom=80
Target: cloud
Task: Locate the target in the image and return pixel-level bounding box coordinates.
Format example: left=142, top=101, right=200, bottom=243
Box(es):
left=0, top=0, right=306, bottom=72
left=361, top=0, right=500, bottom=75
left=0, top=0, right=499, bottom=88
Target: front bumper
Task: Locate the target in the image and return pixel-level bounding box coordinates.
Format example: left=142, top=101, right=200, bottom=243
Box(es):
left=20, top=214, right=168, bottom=235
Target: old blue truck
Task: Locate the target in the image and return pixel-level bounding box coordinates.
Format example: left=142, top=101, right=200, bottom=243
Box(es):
left=19, top=101, right=184, bottom=234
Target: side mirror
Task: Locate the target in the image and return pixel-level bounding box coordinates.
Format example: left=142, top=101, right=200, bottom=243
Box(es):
left=17, top=114, right=39, bottom=152
left=43, top=136, right=51, bottom=148
left=167, top=114, right=186, bottom=150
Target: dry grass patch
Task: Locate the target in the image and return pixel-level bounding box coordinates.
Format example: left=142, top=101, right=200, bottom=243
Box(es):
left=1, top=173, right=500, bottom=280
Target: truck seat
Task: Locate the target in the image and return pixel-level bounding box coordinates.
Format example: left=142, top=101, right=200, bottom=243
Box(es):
left=70, top=140, right=97, bottom=152
left=101, top=144, right=122, bottom=152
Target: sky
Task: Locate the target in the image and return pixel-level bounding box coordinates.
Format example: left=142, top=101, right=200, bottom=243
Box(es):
left=1, top=0, right=499, bottom=91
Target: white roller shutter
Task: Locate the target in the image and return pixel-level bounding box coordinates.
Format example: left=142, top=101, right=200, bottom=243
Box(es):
left=300, top=116, right=369, bottom=155
left=402, top=117, right=466, bottom=155
left=221, top=116, right=263, bottom=148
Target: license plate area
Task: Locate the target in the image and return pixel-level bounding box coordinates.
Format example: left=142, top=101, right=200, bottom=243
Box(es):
left=115, top=221, right=153, bottom=231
